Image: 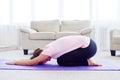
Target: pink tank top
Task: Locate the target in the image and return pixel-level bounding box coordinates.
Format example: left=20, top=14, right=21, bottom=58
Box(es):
left=41, top=35, right=90, bottom=59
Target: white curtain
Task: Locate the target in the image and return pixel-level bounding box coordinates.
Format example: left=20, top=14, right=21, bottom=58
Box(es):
left=0, top=0, right=11, bottom=48
left=32, top=0, right=59, bottom=21
left=62, top=0, right=89, bottom=20
left=90, top=0, right=120, bottom=51
left=0, top=0, right=120, bottom=50
left=0, top=0, right=31, bottom=48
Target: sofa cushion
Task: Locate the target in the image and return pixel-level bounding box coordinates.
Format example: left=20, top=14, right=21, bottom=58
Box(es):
left=29, top=32, right=56, bottom=40
left=55, top=32, right=79, bottom=39
left=61, top=20, right=90, bottom=32
left=31, top=19, right=60, bottom=32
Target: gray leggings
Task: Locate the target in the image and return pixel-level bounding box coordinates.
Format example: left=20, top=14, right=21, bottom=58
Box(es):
left=57, top=39, right=97, bottom=66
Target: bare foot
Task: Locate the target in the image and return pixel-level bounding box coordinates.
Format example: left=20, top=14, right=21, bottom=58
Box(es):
left=87, top=58, right=102, bottom=66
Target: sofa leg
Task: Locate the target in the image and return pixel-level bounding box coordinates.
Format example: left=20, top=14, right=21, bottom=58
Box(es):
left=110, top=50, right=116, bottom=56
left=23, top=49, right=28, bottom=55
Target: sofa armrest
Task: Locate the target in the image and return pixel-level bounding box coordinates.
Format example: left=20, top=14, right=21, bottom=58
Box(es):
left=79, top=27, right=93, bottom=35
left=20, top=28, right=37, bottom=33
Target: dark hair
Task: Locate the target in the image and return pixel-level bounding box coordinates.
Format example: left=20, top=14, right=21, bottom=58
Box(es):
left=30, top=48, right=43, bottom=65
left=30, top=48, right=43, bottom=59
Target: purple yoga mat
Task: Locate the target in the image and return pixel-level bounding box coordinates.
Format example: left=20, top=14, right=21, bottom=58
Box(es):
left=0, top=59, right=120, bottom=71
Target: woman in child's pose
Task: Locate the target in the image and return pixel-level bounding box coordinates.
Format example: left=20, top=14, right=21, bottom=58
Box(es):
left=6, top=35, right=101, bottom=66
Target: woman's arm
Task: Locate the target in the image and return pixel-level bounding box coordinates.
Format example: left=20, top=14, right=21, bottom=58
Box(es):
left=6, top=54, right=51, bottom=66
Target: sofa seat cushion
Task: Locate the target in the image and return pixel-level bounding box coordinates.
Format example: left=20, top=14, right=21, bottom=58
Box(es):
left=29, top=32, right=56, bottom=40
left=55, top=32, right=79, bottom=39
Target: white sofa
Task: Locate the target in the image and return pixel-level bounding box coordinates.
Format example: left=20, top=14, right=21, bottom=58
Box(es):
left=20, top=19, right=93, bottom=54
left=110, top=29, right=120, bottom=56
